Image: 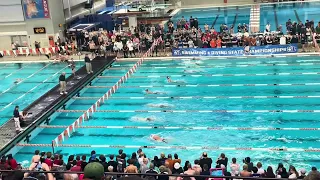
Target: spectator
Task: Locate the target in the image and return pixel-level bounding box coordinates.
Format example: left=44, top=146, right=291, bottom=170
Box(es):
left=80, top=155, right=88, bottom=170
left=172, top=162, right=183, bottom=175
left=166, top=154, right=174, bottom=170
left=99, top=155, right=108, bottom=172
left=13, top=106, right=23, bottom=132
left=276, top=163, right=289, bottom=178
left=160, top=153, right=167, bottom=166
left=107, top=154, right=117, bottom=172
left=280, top=35, right=287, bottom=45
left=59, top=72, right=67, bottom=95
left=44, top=152, right=53, bottom=167
left=298, top=168, right=307, bottom=179
left=66, top=155, right=76, bottom=170
left=117, top=149, right=124, bottom=160
left=125, top=159, right=138, bottom=173
left=265, top=166, right=276, bottom=178
left=152, top=156, right=161, bottom=168
left=199, top=152, right=212, bottom=169
left=289, top=166, right=299, bottom=179
left=192, top=159, right=202, bottom=175
left=140, top=158, right=149, bottom=173
left=158, top=166, right=169, bottom=180
left=89, top=150, right=99, bottom=163
left=31, top=150, right=40, bottom=163
left=146, top=163, right=158, bottom=180
left=173, top=154, right=181, bottom=166
left=84, top=54, right=93, bottom=74
left=216, top=153, right=228, bottom=168
left=243, top=157, right=253, bottom=172
left=199, top=164, right=210, bottom=180
left=256, top=162, right=264, bottom=175
left=83, top=162, right=105, bottom=180
left=117, top=153, right=126, bottom=172
left=265, top=22, right=271, bottom=32
left=130, top=152, right=140, bottom=169
left=184, top=163, right=196, bottom=176
left=183, top=161, right=190, bottom=172
left=240, top=164, right=251, bottom=177
left=251, top=166, right=261, bottom=178
left=304, top=167, right=320, bottom=180
left=229, top=158, right=240, bottom=176
left=316, top=22, right=320, bottom=34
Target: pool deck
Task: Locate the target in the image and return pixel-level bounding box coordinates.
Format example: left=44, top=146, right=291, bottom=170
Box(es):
left=0, top=56, right=115, bottom=155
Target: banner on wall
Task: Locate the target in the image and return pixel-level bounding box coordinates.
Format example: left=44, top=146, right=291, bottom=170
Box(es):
left=23, top=0, right=50, bottom=19
left=172, top=44, right=298, bottom=57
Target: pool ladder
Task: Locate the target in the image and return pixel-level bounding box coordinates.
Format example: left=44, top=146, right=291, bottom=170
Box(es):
left=249, top=4, right=260, bottom=33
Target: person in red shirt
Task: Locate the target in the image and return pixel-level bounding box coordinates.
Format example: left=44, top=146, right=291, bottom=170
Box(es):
left=7, top=154, right=18, bottom=170
left=44, top=152, right=53, bottom=168
left=210, top=38, right=217, bottom=48
left=217, top=37, right=222, bottom=48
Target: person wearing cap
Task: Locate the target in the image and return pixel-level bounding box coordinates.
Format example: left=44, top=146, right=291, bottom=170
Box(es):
left=199, top=152, right=212, bottom=169
left=85, top=54, right=93, bottom=74
left=82, top=162, right=105, bottom=180
left=59, top=72, right=67, bottom=95
left=298, top=168, right=306, bottom=179
left=172, top=162, right=183, bottom=175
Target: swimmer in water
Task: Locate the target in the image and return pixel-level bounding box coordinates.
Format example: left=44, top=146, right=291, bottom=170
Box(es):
left=14, top=78, right=22, bottom=84
left=150, top=134, right=167, bottom=143
left=166, top=76, right=185, bottom=84
left=147, top=103, right=172, bottom=108
left=133, top=117, right=154, bottom=122
left=145, top=89, right=165, bottom=95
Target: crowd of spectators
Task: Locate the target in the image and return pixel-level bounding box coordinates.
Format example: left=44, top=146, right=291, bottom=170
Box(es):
left=0, top=149, right=320, bottom=180
left=166, top=16, right=320, bottom=52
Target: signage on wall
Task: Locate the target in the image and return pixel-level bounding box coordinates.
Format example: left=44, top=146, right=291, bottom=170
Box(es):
left=34, top=27, right=46, bottom=34
left=23, top=0, right=50, bottom=19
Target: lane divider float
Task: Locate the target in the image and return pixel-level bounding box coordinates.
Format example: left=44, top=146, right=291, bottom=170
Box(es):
left=51, top=37, right=162, bottom=147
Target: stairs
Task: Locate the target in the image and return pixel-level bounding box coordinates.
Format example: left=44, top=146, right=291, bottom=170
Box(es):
left=249, top=4, right=260, bottom=33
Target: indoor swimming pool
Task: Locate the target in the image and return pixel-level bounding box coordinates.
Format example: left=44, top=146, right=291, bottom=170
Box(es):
left=11, top=56, right=320, bottom=169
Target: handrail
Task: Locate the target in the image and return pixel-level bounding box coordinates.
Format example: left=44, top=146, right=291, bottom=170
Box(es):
left=0, top=170, right=289, bottom=180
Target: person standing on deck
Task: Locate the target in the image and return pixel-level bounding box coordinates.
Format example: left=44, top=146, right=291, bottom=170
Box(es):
left=59, top=72, right=67, bottom=95
left=85, top=54, right=93, bottom=74
left=13, top=106, right=23, bottom=132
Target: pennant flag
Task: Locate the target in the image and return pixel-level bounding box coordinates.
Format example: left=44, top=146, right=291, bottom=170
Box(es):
left=74, top=120, right=79, bottom=128
left=69, top=125, right=73, bottom=135
left=79, top=115, right=83, bottom=125
left=58, top=134, right=64, bottom=144
left=64, top=129, right=69, bottom=139
left=53, top=138, right=59, bottom=147
left=84, top=112, right=88, bottom=120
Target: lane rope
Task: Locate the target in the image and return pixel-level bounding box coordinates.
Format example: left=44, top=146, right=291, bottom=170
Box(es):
left=39, top=125, right=320, bottom=131
left=85, top=83, right=320, bottom=88
left=0, top=65, right=69, bottom=111
left=72, top=96, right=320, bottom=100
left=0, top=63, right=52, bottom=96
left=108, top=62, right=320, bottom=69
left=98, top=72, right=320, bottom=78
left=56, top=109, right=320, bottom=113
left=15, top=143, right=320, bottom=152
left=52, top=37, right=163, bottom=147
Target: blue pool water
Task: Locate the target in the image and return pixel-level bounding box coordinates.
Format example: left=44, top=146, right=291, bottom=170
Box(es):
left=0, top=62, right=83, bottom=126
left=173, top=1, right=320, bottom=32
left=12, top=56, right=320, bottom=170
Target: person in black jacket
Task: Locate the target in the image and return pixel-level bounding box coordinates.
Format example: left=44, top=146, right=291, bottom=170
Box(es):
left=13, top=106, right=23, bottom=132
left=59, top=72, right=67, bottom=95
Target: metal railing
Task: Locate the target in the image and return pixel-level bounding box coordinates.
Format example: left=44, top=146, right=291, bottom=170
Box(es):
left=0, top=170, right=290, bottom=180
